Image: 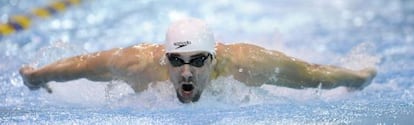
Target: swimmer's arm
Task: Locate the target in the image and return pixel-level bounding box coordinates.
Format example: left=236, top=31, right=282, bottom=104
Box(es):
left=19, top=49, right=118, bottom=91
left=222, top=43, right=376, bottom=90
left=20, top=44, right=168, bottom=92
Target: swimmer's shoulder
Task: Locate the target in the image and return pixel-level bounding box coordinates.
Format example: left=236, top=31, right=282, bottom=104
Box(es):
left=216, top=42, right=264, bottom=50
left=110, top=43, right=166, bottom=68
left=213, top=42, right=289, bottom=79
left=215, top=42, right=275, bottom=65
left=110, top=43, right=169, bottom=81
left=125, top=43, right=165, bottom=53
left=214, top=42, right=261, bottom=78
left=123, top=43, right=166, bottom=62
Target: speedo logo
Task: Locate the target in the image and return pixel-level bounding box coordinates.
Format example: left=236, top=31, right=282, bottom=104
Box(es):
left=174, top=41, right=192, bottom=49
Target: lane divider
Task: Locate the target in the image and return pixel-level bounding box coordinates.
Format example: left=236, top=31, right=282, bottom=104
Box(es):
left=0, top=0, right=81, bottom=38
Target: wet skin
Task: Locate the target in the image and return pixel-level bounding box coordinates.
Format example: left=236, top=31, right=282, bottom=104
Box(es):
left=166, top=52, right=214, bottom=103
left=19, top=43, right=377, bottom=103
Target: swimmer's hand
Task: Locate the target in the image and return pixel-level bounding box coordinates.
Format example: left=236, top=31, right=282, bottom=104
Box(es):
left=360, top=68, right=377, bottom=88
left=19, top=66, right=52, bottom=93
left=349, top=67, right=377, bottom=91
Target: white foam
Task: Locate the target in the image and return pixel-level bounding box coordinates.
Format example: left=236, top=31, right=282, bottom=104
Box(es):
left=40, top=75, right=358, bottom=109
left=44, top=79, right=110, bottom=106
left=339, top=42, right=380, bottom=70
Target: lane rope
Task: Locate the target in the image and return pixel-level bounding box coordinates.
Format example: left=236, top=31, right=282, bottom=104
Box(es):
left=0, top=0, right=81, bottom=38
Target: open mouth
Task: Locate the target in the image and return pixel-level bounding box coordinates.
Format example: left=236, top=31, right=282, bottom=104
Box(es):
left=176, top=84, right=202, bottom=103
left=181, top=84, right=194, bottom=97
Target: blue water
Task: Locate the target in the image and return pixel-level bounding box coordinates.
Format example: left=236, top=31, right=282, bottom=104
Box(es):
left=1, top=0, right=414, bottom=124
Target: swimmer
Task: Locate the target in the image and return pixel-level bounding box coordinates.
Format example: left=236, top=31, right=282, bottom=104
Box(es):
left=19, top=18, right=377, bottom=103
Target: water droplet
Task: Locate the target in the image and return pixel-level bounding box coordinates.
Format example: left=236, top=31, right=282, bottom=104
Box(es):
left=274, top=67, right=280, bottom=73
left=159, top=55, right=166, bottom=65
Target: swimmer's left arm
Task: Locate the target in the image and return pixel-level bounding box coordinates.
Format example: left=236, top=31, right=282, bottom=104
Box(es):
left=219, top=43, right=376, bottom=90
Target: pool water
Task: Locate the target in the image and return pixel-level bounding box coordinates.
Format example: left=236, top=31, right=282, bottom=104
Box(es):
left=1, top=0, right=413, bottom=124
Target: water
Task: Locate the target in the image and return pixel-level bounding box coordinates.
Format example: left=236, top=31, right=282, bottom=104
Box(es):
left=1, top=0, right=414, bottom=124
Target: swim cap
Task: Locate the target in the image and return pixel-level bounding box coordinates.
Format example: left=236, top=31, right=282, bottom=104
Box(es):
left=165, top=18, right=215, bottom=54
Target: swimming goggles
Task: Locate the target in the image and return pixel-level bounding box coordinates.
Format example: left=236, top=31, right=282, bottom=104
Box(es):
left=166, top=53, right=211, bottom=67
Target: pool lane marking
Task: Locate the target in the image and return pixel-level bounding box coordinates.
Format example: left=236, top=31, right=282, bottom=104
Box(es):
left=0, top=0, right=81, bottom=38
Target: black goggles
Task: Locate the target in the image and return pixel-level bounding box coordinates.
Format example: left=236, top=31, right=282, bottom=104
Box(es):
left=166, top=53, right=211, bottom=67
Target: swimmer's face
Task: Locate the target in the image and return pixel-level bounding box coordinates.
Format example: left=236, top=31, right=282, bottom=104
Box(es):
left=166, top=51, right=215, bottom=103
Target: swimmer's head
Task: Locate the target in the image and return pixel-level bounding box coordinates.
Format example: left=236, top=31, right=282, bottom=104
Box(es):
left=165, top=18, right=215, bottom=54
left=164, top=18, right=216, bottom=103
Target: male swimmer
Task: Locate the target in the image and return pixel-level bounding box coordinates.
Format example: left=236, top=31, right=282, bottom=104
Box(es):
left=20, top=18, right=377, bottom=103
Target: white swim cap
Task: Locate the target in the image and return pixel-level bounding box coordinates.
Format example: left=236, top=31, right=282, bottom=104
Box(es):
left=165, top=18, right=215, bottom=54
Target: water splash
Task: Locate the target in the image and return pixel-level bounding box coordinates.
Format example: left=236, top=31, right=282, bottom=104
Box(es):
left=339, top=42, right=380, bottom=70
left=1, top=0, right=413, bottom=124
left=31, top=40, right=88, bottom=68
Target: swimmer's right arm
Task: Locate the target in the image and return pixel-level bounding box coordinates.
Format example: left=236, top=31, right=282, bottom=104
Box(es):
left=19, top=48, right=117, bottom=92
left=20, top=44, right=167, bottom=93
